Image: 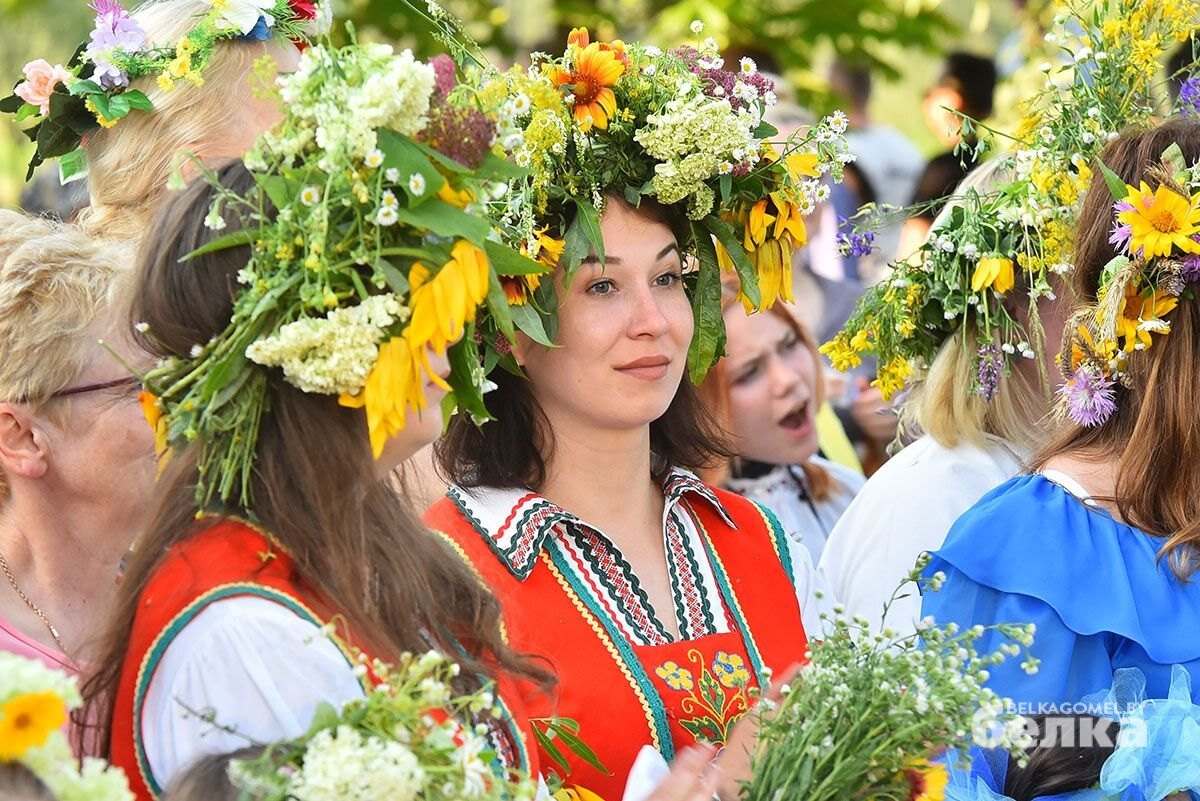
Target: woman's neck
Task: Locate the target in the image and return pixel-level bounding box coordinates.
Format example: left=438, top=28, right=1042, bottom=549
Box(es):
left=1040, top=451, right=1122, bottom=516
left=537, top=420, right=663, bottom=538
left=0, top=493, right=131, bottom=657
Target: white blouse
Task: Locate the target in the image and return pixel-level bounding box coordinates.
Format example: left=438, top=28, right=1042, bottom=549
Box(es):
left=817, top=434, right=1026, bottom=635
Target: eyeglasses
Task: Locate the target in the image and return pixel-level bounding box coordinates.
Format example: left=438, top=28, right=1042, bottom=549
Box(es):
left=48, top=376, right=143, bottom=399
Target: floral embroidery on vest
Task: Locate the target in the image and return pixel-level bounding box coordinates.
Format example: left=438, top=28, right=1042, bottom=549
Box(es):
left=654, top=649, right=756, bottom=744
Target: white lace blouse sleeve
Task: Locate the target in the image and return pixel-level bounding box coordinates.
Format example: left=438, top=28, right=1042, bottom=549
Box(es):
left=786, top=535, right=837, bottom=637
left=140, top=595, right=366, bottom=791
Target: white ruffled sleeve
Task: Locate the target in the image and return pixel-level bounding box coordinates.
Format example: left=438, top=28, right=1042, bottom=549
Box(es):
left=140, top=595, right=366, bottom=791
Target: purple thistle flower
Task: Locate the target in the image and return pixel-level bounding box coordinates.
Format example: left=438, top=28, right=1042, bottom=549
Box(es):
left=430, top=54, right=456, bottom=99
left=1059, top=366, right=1117, bottom=427
left=422, top=104, right=496, bottom=169
left=1180, top=76, right=1200, bottom=117
left=1182, top=252, right=1200, bottom=284
left=976, top=344, right=1003, bottom=402
left=85, top=0, right=145, bottom=89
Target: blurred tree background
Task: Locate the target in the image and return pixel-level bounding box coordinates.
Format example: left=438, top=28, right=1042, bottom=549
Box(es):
left=0, top=0, right=1028, bottom=207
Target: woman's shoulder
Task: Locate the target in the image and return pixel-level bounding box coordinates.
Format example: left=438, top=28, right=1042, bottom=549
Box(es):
left=929, top=474, right=1200, bottom=664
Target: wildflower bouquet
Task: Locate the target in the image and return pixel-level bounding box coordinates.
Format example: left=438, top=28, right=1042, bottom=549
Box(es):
left=822, top=0, right=1196, bottom=402
left=226, top=649, right=537, bottom=801
left=745, top=570, right=1038, bottom=801
left=0, top=652, right=134, bottom=801
left=0, top=0, right=322, bottom=181
left=467, top=23, right=853, bottom=382
left=1059, top=144, right=1200, bottom=426
left=139, top=38, right=550, bottom=507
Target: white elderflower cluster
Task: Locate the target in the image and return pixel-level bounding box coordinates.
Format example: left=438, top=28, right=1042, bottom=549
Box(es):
left=634, top=95, right=757, bottom=213
left=288, top=725, right=426, bottom=801
left=264, top=44, right=436, bottom=168
left=245, top=294, right=409, bottom=395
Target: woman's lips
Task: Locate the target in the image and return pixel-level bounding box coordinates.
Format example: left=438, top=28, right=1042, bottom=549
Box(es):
left=615, top=355, right=671, bottom=381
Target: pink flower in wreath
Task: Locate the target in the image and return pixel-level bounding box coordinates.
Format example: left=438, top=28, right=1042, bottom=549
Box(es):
left=15, top=60, right=72, bottom=115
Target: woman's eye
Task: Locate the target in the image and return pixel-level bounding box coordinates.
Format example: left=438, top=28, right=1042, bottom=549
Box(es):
left=732, top=365, right=759, bottom=385
left=587, top=279, right=615, bottom=295
left=780, top=333, right=800, bottom=353
left=654, top=271, right=683, bottom=287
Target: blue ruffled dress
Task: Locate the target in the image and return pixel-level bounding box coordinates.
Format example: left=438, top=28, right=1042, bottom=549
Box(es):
left=921, top=474, right=1200, bottom=707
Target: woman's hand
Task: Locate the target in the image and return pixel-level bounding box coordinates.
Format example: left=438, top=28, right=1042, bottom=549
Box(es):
left=643, top=745, right=720, bottom=801
left=713, top=664, right=802, bottom=801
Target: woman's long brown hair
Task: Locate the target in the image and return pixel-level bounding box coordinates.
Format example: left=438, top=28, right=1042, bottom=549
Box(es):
left=1033, top=116, right=1200, bottom=579
left=80, top=162, right=549, bottom=754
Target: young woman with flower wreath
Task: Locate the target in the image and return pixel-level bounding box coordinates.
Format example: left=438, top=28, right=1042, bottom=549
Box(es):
left=426, top=26, right=851, bottom=799
left=2, top=0, right=321, bottom=243
left=922, top=116, right=1200, bottom=707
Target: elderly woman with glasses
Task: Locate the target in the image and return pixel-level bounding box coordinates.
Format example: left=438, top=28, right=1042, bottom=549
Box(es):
left=0, top=210, right=152, bottom=675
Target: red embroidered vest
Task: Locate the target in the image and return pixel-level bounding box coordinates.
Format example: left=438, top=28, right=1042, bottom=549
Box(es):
left=109, top=519, right=537, bottom=800
left=426, top=485, right=808, bottom=801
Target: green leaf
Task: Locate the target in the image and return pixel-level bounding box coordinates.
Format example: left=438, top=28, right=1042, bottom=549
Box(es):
left=473, top=150, right=528, bottom=182
left=124, top=91, right=153, bottom=112
left=754, top=120, right=778, bottom=139
left=1097, top=158, right=1129, bottom=202
left=0, top=92, right=24, bottom=114
left=15, top=102, right=39, bottom=122
left=182, top=228, right=255, bottom=260
left=86, top=92, right=112, bottom=120
left=705, top=215, right=760, bottom=308
left=58, top=147, right=88, bottom=182
left=545, top=720, right=612, bottom=775
left=687, top=237, right=726, bottom=385
left=412, top=138, right=471, bottom=174
left=446, top=335, right=490, bottom=422
left=532, top=725, right=572, bottom=773
left=719, top=174, right=732, bottom=202
left=393, top=200, right=489, bottom=244
left=483, top=239, right=549, bottom=276
left=305, top=701, right=340, bottom=736
left=509, top=299, right=554, bottom=347
left=559, top=199, right=603, bottom=277
left=485, top=271, right=516, bottom=342
left=253, top=174, right=297, bottom=211
left=67, top=79, right=104, bottom=97
left=376, top=258, right=410, bottom=295
left=377, top=128, right=446, bottom=204
left=1162, top=142, right=1187, bottom=176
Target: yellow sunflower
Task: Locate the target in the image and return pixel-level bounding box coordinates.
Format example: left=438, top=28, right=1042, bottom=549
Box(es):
left=1117, top=181, right=1200, bottom=259
left=0, top=691, right=67, bottom=759
left=548, top=38, right=625, bottom=132
left=339, top=336, right=425, bottom=458
left=903, top=758, right=949, bottom=801
left=405, top=241, right=490, bottom=355
left=1114, top=283, right=1178, bottom=352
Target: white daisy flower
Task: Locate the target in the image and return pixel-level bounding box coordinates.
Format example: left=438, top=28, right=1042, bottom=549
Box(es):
left=690, top=20, right=704, bottom=34
left=408, top=173, right=427, bottom=196
left=381, top=189, right=399, bottom=209
left=740, top=57, right=757, bottom=74
left=300, top=185, right=321, bottom=206
left=376, top=206, right=399, bottom=226
left=828, top=109, right=849, bottom=134
left=363, top=149, right=384, bottom=168
left=385, top=167, right=401, bottom=183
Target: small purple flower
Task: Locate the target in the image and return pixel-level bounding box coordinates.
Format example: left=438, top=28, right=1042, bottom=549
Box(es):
left=422, top=104, right=496, bottom=169
left=430, top=53, right=456, bottom=99
left=976, top=344, right=1003, bottom=402
left=1109, top=199, right=1134, bottom=254
left=671, top=46, right=773, bottom=113
left=85, top=0, right=145, bottom=89
left=835, top=216, right=876, bottom=258
left=1059, top=365, right=1117, bottom=427
left=1180, top=75, right=1200, bottom=117
left=1182, top=252, right=1200, bottom=284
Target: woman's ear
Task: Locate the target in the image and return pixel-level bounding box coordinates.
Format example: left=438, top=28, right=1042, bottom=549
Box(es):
left=0, top=405, right=50, bottom=481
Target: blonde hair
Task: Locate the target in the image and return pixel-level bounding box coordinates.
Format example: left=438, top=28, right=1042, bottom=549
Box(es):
left=897, top=159, right=1050, bottom=453
left=0, top=210, right=131, bottom=502
left=78, top=0, right=286, bottom=242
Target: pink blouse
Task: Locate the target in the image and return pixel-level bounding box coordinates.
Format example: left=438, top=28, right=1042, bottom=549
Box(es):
left=0, top=610, right=76, bottom=673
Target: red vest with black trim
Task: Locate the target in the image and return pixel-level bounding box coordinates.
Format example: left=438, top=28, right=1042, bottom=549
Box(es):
left=425, top=485, right=808, bottom=801
left=108, top=519, right=538, bottom=800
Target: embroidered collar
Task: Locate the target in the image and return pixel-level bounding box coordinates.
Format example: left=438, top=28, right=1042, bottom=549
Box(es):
left=447, top=467, right=737, bottom=580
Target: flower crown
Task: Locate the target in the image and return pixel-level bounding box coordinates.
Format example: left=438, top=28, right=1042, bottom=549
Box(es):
left=1058, top=144, right=1200, bottom=427
left=0, top=652, right=134, bottom=800
left=467, top=24, right=853, bottom=383
left=821, top=0, right=1195, bottom=402
left=139, top=40, right=551, bottom=508
left=0, top=0, right=323, bottom=182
